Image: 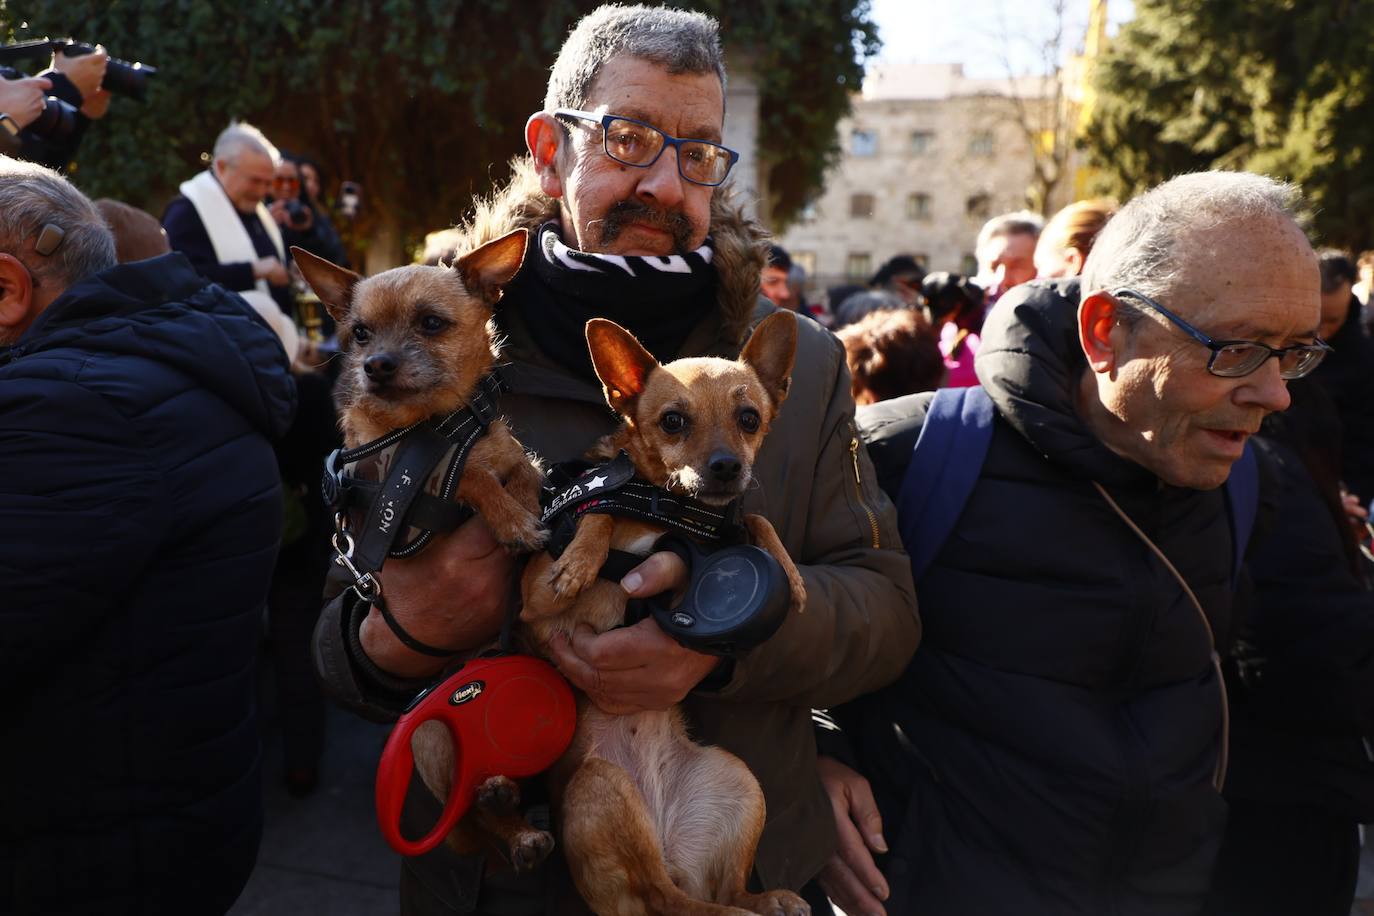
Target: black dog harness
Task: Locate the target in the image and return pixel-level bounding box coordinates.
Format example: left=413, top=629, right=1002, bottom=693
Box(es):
left=540, top=455, right=790, bottom=656
left=324, top=372, right=505, bottom=657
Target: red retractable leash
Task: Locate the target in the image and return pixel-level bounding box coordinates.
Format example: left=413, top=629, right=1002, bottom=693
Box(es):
left=375, top=654, right=576, bottom=857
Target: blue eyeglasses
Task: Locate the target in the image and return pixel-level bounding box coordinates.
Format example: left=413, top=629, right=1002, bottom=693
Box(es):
left=1113, top=288, right=1332, bottom=380
left=554, top=109, right=739, bottom=187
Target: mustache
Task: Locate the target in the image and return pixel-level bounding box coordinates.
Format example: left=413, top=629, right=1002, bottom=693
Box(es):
left=597, top=199, right=695, bottom=254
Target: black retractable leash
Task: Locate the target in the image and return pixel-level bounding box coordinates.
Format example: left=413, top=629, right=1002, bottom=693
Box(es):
left=540, top=454, right=790, bottom=657
left=323, top=372, right=506, bottom=657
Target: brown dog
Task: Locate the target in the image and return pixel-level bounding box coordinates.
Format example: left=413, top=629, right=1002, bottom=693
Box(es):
left=294, top=230, right=555, bottom=871
left=520, top=311, right=810, bottom=916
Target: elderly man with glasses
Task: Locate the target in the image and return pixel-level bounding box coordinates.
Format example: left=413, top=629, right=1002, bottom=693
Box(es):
left=815, top=171, right=1324, bottom=916
left=313, top=5, right=917, bottom=914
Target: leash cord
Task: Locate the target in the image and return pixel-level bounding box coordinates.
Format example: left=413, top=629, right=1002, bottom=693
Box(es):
left=1092, top=480, right=1230, bottom=792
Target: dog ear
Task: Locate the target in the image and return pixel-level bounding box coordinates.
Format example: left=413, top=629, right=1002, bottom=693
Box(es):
left=586, top=318, right=658, bottom=416
left=739, top=310, right=798, bottom=409
left=456, top=228, right=528, bottom=302
left=292, top=246, right=360, bottom=324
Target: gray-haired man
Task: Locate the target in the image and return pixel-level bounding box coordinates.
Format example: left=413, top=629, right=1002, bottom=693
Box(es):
left=0, top=156, right=295, bottom=913
left=819, top=171, right=1324, bottom=915
left=313, top=4, right=917, bottom=914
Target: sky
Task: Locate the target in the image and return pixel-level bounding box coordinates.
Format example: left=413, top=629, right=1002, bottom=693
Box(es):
left=868, top=0, right=1136, bottom=79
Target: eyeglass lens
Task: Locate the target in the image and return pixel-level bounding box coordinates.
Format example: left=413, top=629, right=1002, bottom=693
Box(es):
left=1211, top=343, right=1326, bottom=379
left=604, top=118, right=730, bottom=185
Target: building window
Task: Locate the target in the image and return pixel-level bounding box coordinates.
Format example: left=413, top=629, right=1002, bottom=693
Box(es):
left=850, top=193, right=876, bottom=219
left=969, top=131, right=995, bottom=156
left=851, top=129, right=878, bottom=156
left=792, top=251, right=817, bottom=277
left=966, top=193, right=991, bottom=220
left=910, top=130, right=934, bottom=154
left=961, top=253, right=978, bottom=276
left=906, top=193, right=932, bottom=221
left=846, top=252, right=871, bottom=280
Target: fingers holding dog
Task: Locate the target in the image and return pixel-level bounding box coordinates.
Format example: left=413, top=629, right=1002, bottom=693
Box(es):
left=549, top=619, right=718, bottom=714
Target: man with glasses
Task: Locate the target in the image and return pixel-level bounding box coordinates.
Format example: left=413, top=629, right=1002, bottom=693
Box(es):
left=816, top=171, right=1322, bottom=916
left=313, top=6, right=917, bottom=914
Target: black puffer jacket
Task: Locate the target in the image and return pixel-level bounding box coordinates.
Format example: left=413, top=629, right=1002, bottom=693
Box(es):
left=842, top=279, right=1239, bottom=915
left=0, top=254, right=296, bottom=915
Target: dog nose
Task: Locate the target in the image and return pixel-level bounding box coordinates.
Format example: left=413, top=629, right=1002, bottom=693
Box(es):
left=364, top=353, right=398, bottom=380
left=709, top=452, right=741, bottom=483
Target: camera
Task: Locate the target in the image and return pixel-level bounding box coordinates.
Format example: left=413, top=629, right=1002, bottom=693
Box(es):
left=51, top=40, right=157, bottom=102
left=29, top=96, right=79, bottom=141
left=284, top=199, right=310, bottom=230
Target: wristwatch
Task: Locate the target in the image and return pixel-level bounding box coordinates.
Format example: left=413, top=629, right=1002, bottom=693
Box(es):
left=0, top=113, right=22, bottom=157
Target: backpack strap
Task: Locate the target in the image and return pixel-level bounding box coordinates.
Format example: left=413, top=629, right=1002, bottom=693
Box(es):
left=896, top=386, right=997, bottom=582
left=1222, top=440, right=1259, bottom=586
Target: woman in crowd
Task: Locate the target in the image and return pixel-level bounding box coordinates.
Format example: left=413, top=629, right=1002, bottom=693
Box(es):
left=837, top=306, right=946, bottom=405
left=1033, top=197, right=1117, bottom=279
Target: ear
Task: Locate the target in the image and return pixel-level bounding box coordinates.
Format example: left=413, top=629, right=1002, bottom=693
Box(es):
left=0, top=254, right=36, bottom=340
left=455, top=228, right=527, bottom=302
left=586, top=318, right=659, bottom=417
left=1078, top=291, right=1124, bottom=374
left=739, top=310, right=798, bottom=408
left=1064, top=248, right=1085, bottom=277
left=525, top=113, right=567, bottom=199
left=291, top=245, right=360, bottom=323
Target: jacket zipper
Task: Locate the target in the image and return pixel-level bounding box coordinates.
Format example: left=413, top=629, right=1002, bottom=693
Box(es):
left=849, top=436, right=881, bottom=549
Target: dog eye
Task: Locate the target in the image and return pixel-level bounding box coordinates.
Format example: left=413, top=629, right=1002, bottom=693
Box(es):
left=351, top=325, right=371, bottom=344
left=738, top=409, right=761, bottom=433
left=660, top=411, right=687, bottom=434
left=419, top=315, right=449, bottom=334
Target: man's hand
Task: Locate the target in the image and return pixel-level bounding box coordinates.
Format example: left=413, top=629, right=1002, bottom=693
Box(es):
left=816, top=755, right=890, bottom=916
left=253, top=256, right=290, bottom=287
left=0, top=76, right=52, bottom=129
left=80, top=88, right=111, bottom=121
left=53, top=46, right=107, bottom=102
left=359, top=516, right=515, bottom=678
left=548, top=550, right=719, bottom=714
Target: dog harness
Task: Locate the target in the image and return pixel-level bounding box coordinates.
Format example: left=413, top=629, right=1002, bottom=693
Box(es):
left=323, top=372, right=506, bottom=656
left=539, top=455, right=791, bottom=657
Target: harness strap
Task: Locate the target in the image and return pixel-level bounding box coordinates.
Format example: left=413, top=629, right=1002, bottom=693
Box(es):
left=374, top=593, right=458, bottom=658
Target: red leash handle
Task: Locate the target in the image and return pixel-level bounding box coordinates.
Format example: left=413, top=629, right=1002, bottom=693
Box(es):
left=375, top=656, right=577, bottom=857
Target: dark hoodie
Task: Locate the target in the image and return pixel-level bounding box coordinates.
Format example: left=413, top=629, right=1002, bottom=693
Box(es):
left=0, top=253, right=296, bottom=915
left=845, top=279, right=1238, bottom=916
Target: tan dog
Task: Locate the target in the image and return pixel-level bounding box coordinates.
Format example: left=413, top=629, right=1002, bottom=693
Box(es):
left=521, top=311, right=810, bottom=916
left=294, top=230, right=556, bottom=871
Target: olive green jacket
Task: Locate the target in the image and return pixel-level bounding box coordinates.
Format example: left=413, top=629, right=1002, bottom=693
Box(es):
left=313, top=160, right=918, bottom=897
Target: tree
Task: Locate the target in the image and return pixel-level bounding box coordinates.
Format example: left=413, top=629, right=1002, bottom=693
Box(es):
left=3, top=0, right=876, bottom=262
left=1082, top=0, right=1374, bottom=252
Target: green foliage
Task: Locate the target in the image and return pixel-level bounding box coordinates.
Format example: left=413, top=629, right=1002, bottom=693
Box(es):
left=1082, top=0, right=1374, bottom=251
left=2, top=0, right=874, bottom=247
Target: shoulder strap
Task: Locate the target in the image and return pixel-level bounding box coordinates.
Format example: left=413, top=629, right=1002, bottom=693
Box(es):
left=1222, top=440, right=1259, bottom=586
left=896, top=385, right=996, bottom=582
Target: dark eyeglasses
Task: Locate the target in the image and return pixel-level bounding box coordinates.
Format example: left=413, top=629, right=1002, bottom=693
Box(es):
left=1113, top=287, right=1332, bottom=380
left=554, top=109, right=739, bottom=187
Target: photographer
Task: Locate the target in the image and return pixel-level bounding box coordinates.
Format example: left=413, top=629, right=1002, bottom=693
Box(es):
left=0, top=44, right=110, bottom=170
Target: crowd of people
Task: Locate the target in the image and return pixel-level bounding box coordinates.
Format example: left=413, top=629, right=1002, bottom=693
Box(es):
left=4, top=6, right=1374, bottom=916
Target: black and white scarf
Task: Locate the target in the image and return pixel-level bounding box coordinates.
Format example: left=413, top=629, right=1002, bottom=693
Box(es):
left=510, top=222, right=717, bottom=383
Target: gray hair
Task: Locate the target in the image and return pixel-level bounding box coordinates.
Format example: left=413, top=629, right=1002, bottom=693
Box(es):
left=1081, top=171, right=1302, bottom=327
left=212, top=120, right=281, bottom=167
left=544, top=4, right=726, bottom=112
left=975, top=209, right=1044, bottom=265
left=0, top=155, right=116, bottom=288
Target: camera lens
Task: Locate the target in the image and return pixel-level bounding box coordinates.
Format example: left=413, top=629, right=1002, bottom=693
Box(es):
left=29, top=97, right=79, bottom=141
left=101, top=57, right=157, bottom=102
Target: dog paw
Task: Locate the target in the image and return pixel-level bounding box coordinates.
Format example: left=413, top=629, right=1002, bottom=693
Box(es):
left=498, top=517, right=549, bottom=553
left=508, top=828, right=555, bottom=873
left=475, top=775, right=520, bottom=814
left=549, top=556, right=596, bottom=599
left=733, top=891, right=810, bottom=916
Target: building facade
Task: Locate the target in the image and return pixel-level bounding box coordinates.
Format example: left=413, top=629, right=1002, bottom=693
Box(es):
left=777, top=63, right=1064, bottom=296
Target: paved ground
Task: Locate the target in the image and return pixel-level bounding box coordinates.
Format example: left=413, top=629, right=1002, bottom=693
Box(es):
left=228, top=666, right=401, bottom=916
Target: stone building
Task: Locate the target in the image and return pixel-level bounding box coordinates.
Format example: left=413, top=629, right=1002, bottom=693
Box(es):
left=777, top=63, right=1066, bottom=295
